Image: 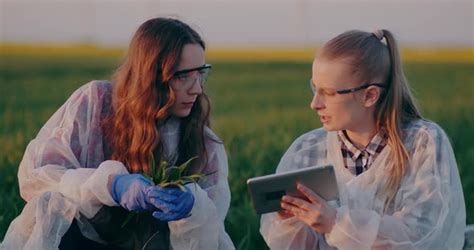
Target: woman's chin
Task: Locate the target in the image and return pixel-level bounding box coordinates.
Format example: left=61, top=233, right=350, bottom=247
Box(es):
left=322, top=123, right=339, bottom=131
left=322, top=125, right=333, bottom=131
left=171, top=109, right=192, bottom=118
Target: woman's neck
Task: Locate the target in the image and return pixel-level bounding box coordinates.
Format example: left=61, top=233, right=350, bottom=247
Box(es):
left=159, top=116, right=181, bottom=134
left=345, top=122, right=378, bottom=149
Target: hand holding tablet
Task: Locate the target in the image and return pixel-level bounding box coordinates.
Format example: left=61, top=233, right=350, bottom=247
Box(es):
left=247, top=165, right=339, bottom=214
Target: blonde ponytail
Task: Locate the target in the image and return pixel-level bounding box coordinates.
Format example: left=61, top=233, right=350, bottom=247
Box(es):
left=319, top=29, right=422, bottom=206
left=374, top=30, right=421, bottom=204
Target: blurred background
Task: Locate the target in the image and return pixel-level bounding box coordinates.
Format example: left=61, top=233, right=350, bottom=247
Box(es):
left=1, top=0, right=473, bottom=47
left=1, top=0, right=473, bottom=249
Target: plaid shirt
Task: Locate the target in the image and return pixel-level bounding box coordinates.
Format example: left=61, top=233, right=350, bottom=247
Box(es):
left=338, top=129, right=388, bottom=176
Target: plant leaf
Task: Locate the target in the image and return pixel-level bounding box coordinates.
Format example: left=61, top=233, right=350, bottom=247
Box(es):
left=120, top=154, right=206, bottom=229
left=179, top=177, right=196, bottom=184
left=150, top=154, right=156, bottom=184
left=143, top=173, right=153, bottom=183
left=204, top=170, right=218, bottom=177
left=179, top=175, right=202, bottom=184
left=121, top=212, right=137, bottom=228
left=177, top=156, right=198, bottom=174
left=165, top=166, right=181, bottom=182
left=187, top=174, right=205, bottom=179
left=158, top=160, right=168, bottom=183
left=159, top=181, right=184, bottom=191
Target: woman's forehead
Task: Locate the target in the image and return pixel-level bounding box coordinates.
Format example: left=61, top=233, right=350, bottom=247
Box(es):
left=177, top=44, right=205, bottom=71
left=312, top=57, right=359, bottom=88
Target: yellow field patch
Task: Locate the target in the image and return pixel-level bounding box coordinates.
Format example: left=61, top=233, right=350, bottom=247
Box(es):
left=1, top=43, right=472, bottom=63
left=0, top=43, right=123, bottom=58
left=402, top=48, right=474, bottom=63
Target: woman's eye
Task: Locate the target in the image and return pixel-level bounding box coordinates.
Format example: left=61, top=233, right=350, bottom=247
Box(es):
left=323, top=89, right=336, bottom=96
left=176, top=74, right=189, bottom=81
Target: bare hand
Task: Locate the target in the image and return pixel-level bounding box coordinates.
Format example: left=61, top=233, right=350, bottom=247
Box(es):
left=280, top=182, right=336, bottom=234
left=276, top=209, right=294, bottom=220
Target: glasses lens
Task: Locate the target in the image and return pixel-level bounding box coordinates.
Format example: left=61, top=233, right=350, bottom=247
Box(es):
left=309, top=79, right=347, bottom=104
left=309, top=80, right=316, bottom=94
left=199, top=67, right=211, bottom=85
left=172, top=66, right=211, bottom=90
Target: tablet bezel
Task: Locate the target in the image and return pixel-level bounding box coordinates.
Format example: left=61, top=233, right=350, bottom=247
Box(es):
left=247, top=165, right=339, bottom=214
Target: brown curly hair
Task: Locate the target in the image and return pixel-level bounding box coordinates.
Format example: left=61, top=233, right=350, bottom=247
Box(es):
left=103, top=17, right=211, bottom=176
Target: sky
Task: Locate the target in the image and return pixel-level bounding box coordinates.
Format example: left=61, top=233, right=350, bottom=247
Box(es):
left=0, top=0, right=473, bottom=48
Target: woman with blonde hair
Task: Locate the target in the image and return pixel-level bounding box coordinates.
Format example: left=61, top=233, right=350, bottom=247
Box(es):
left=2, top=17, right=234, bottom=249
left=260, top=29, right=465, bottom=249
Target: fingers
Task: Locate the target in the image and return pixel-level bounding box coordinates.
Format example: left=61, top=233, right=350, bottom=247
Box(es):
left=280, top=200, right=302, bottom=216
left=296, top=182, right=322, bottom=204
left=280, top=193, right=320, bottom=222
left=136, top=174, right=153, bottom=185
left=161, top=186, right=183, bottom=195
left=173, top=192, right=193, bottom=212
left=148, top=197, right=177, bottom=212
left=152, top=211, right=176, bottom=221
left=147, top=185, right=194, bottom=214
left=280, top=200, right=323, bottom=227
left=147, top=187, right=179, bottom=202
left=281, top=195, right=312, bottom=211
left=146, top=185, right=192, bottom=201
left=277, top=210, right=294, bottom=220
left=280, top=186, right=337, bottom=234
left=152, top=210, right=190, bottom=222
left=176, top=194, right=191, bottom=211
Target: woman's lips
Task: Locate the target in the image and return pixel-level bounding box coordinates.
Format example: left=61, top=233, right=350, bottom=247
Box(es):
left=319, top=115, right=330, bottom=124
left=182, top=102, right=194, bottom=108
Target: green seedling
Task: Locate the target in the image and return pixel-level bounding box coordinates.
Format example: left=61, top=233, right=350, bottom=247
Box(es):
left=121, top=155, right=205, bottom=228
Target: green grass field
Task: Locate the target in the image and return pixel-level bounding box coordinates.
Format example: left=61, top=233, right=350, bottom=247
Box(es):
left=1, top=52, right=473, bottom=249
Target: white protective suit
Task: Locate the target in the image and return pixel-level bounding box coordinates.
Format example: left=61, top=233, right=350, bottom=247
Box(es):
left=260, top=119, right=465, bottom=250
left=1, top=81, right=235, bottom=250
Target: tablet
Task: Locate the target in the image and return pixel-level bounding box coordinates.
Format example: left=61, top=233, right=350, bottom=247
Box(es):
left=247, top=165, right=339, bottom=214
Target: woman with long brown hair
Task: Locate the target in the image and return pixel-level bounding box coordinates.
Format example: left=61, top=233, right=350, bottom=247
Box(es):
left=2, top=17, right=234, bottom=249
left=260, top=29, right=465, bottom=249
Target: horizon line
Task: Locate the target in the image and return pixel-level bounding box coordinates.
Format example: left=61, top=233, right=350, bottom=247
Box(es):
left=1, top=43, right=473, bottom=63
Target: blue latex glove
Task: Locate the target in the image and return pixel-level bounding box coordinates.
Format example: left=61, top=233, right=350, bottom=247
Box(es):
left=147, top=185, right=195, bottom=221
left=111, top=174, right=155, bottom=212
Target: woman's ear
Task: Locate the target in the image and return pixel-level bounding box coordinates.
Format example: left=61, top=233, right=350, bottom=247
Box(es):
left=363, top=87, right=381, bottom=108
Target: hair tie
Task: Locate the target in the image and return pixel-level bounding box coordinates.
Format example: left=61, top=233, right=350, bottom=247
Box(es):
left=373, top=29, right=384, bottom=40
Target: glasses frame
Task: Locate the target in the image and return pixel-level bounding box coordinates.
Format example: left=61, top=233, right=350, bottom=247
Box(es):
left=170, top=64, right=212, bottom=91
left=173, top=64, right=212, bottom=77
left=310, top=79, right=386, bottom=95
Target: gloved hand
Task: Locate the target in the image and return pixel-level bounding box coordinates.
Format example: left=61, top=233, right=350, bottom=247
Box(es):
left=147, top=185, right=195, bottom=221
left=111, top=174, right=155, bottom=212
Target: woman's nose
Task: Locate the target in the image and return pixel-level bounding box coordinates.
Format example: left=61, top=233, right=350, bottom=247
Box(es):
left=188, top=77, right=203, bottom=95
left=310, top=93, right=324, bottom=111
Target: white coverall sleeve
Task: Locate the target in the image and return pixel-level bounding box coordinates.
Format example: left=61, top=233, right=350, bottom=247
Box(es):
left=17, top=83, right=128, bottom=217
left=2, top=82, right=128, bottom=250
left=260, top=137, right=322, bottom=250
left=168, top=142, right=235, bottom=250
left=325, top=126, right=465, bottom=249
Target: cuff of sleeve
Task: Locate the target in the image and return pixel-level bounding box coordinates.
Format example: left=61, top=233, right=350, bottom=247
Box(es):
left=260, top=212, right=319, bottom=249
left=58, top=160, right=129, bottom=218
left=168, top=183, right=219, bottom=248
left=325, top=206, right=380, bottom=250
